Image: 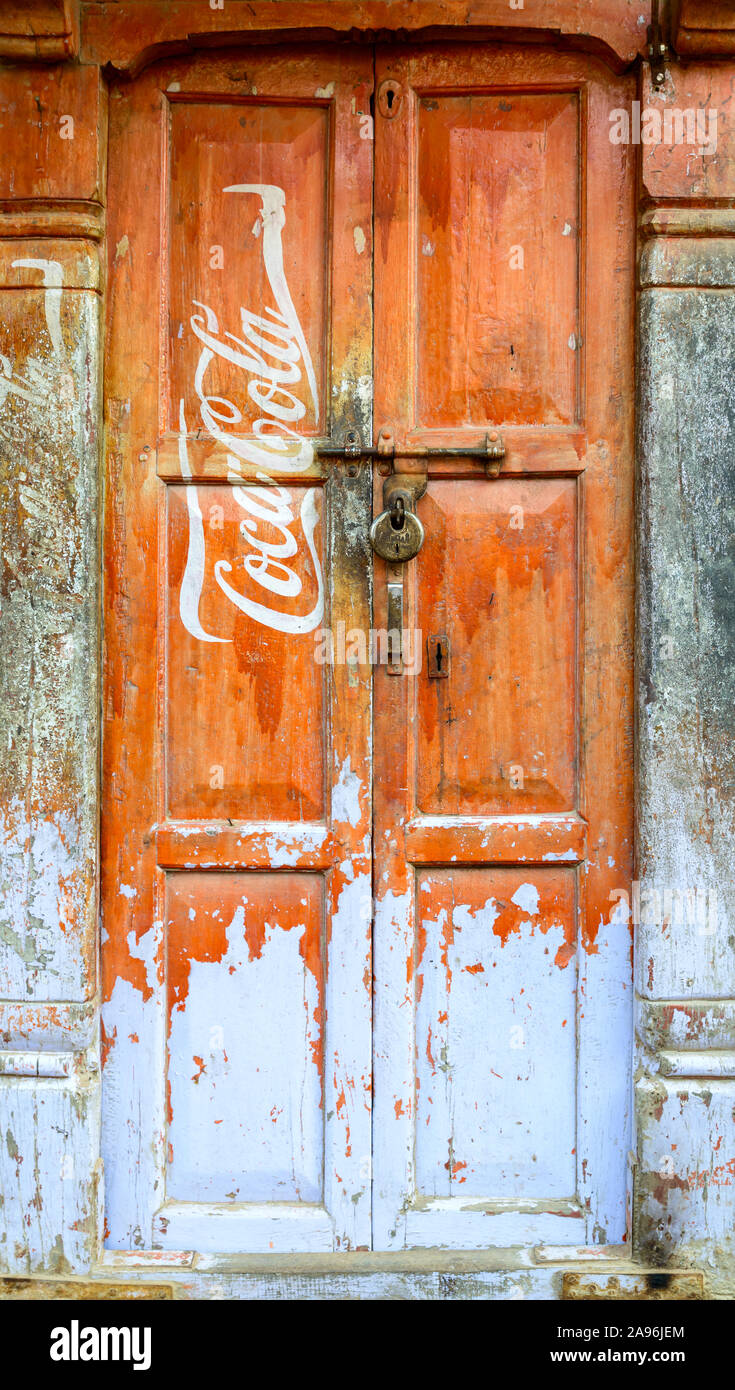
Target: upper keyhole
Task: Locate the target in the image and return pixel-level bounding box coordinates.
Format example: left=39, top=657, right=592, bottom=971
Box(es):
left=378, top=80, right=402, bottom=119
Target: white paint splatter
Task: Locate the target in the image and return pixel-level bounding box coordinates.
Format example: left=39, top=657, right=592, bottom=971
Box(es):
left=332, top=757, right=362, bottom=827
left=511, top=883, right=541, bottom=917
left=11, top=258, right=63, bottom=359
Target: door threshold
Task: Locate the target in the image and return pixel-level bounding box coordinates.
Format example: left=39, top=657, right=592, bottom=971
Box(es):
left=98, top=1245, right=635, bottom=1275
left=8, top=1254, right=706, bottom=1301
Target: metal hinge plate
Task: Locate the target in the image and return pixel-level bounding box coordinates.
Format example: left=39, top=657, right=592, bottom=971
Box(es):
left=562, top=1271, right=705, bottom=1300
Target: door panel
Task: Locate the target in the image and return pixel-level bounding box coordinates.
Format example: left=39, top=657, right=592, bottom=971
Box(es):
left=372, top=45, right=634, bottom=1249
left=166, top=872, right=324, bottom=1204
left=414, top=868, right=577, bottom=1198
left=415, top=478, right=577, bottom=816
left=166, top=101, right=330, bottom=438
left=415, top=91, right=579, bottom=429
left=165, top=482, right=326, bottom=821
left=102, top=49, right=374, bottom=1253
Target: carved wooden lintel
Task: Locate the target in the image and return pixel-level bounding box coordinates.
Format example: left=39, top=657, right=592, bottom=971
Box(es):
left=3, top=5, right=735, bottom=71
left=0, top=202, right=104, bottom=242
left=0, top=1, right=77, bottom=60
left=79, top=1, right=649, bottom=75
left=673, top=0, right=735, bottom=55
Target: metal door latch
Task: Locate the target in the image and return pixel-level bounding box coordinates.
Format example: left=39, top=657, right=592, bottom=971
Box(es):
left=647, top=0, right=668, bottom=89
left=481, top=430, right=506, bottom=478
left=317, top=427, right=506, bottom=563
left=317, top=427, right=505, bottom=477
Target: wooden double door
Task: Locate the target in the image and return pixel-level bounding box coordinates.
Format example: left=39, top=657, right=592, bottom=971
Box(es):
left=102, top=42, right=634, bottom=1253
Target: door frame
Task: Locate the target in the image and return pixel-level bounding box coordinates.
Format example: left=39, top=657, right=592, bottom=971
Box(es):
left=3, top=0, right=729, bottom=1292
left=100, top=34, right=635, bottom=1256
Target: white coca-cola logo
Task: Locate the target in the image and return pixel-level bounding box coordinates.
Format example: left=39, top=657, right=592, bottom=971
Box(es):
left=178, top=183, right=324, bottom=641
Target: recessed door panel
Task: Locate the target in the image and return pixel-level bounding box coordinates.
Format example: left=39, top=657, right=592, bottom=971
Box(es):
left=167, top=100, right=329, bottom=437
left=416, top=91, right=579, bottom=428
left=166, top=482, right=326, bottom=821
left=414, top=868, right=577, bottom=1199
left=166, top=872, right=324, bottom=1204
left=416, top=478, right=577, bottom=816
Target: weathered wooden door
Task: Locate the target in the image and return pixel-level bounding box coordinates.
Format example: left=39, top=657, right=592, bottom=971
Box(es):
left=103, top=48, right=374, bottom=1253
left=370, top=47, right=634, bottom=1250
left=103, top=43, right=634, bottom=1255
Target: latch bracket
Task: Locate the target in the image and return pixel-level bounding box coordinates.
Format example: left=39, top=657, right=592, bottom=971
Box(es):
left=647, top=0, right=669, bottom=89
left=317, top=428, right=505, bottom=477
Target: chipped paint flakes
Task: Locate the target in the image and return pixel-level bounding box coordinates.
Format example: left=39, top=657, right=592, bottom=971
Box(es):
left=511, top=883, right=540, bottom=916
left=332, top=756, right=362, bottom=828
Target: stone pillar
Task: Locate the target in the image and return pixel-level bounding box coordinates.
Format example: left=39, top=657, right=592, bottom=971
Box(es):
left=0, top=57, right=104, bottom=1274
left=635, top=50, right=735, bottom=1293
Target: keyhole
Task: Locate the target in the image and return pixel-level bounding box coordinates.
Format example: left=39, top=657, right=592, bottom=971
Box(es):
left=427, top=633, right=450, bottom=679
left=378, top=80, right=403, bottom=119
